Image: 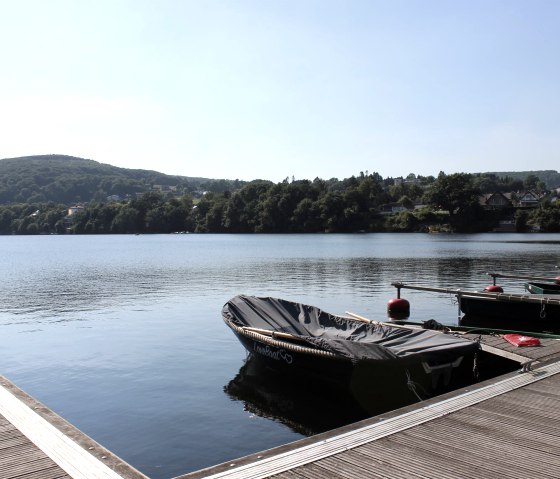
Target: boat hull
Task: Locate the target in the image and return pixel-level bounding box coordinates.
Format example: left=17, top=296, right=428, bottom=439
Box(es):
left=231, top=327, right=475, bottom=402
left=459, top=295, right=560, bottom=333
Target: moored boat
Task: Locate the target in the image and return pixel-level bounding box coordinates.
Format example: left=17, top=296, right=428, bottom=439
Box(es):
left=222, top=295, right=480, bottom=401
left=525, top=281, right=560, bottom=295
left=458, top=293, right=560, bottom=327
left=391, top=281, right=560, bottom=334
left=486, top=271, right=560, bottom=295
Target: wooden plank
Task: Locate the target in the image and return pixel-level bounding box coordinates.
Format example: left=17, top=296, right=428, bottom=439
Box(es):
left=339, top=449, right=437, bottom=479
left=318, top=454, right=405, bottom=479
left=505, top=386, right=560, bottom=411
left=267, top=471, right=306, bottom=479
left=0, top=423, right=18, bottom=433
left=524, top=380, right=560, bottom=396
left=427, top=418, right=560, bottom=467
left=0, top=442, right=42, bottom=462
left=419, top=416, right=560, bottom=464
left=395, top=426, right=543, bottom=478
left=536, top=347, right=560, bottom=362
left=479, top=342, right=533, bottom=363
left=0, top=434, right=32, bottom=450
left=442, top=412, right=560, bottom=454
left=351, top=449, right=459, bottom=479
left=0, top=456, right=65, bottom=477
left=466, top=404, right=560, bottom=437
left=382, top=430, right=560, bottom=479
left=478, top=393, right=560, bottom=421
left=275, top=462, right=347, bottom=479
left=15, top=468, right=71, bottom=479
left=0, top=443, right=46, bottom=464
left=358, top=439, right=501, bottom=479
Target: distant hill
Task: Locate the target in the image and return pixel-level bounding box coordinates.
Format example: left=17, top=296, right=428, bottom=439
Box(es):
left=0, top=154, right=244, bottom=204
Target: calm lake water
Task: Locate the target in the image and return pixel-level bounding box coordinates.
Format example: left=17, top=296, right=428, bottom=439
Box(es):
left=1, top=233, right=559, bottom=478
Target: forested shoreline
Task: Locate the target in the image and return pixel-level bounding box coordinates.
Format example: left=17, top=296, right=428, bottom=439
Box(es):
left=1, top=172, right=559, bottom=235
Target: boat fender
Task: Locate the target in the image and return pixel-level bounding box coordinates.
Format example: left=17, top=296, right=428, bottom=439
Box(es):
left=387, top=298, right=410, bottom=319
left=484, top=285, right=504, bottom=293
left=555, top=276, right=560, bottom=285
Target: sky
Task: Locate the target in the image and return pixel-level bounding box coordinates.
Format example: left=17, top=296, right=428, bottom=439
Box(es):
left=1, top=0, right=559, bottom=182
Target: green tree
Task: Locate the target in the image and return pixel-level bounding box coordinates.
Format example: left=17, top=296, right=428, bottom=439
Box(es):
left=523, top=174, right=539, bottom=191
left=514, top=209, right=530, bottom=232
left=0, top=209, right=15, bottom=234
left=423, top=173, right=482, bottom=230
left=398, top=195, right=414, bottom=209
left=531, top=204, right=560, bottom=232
left=111, top=206, right=141, bottom=233
left=385, top=210, right=418, bottom=232
left=292, top=198, right=323, bottom=232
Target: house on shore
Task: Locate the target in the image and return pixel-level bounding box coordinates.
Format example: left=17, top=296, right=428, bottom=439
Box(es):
left=63, top=205, right=85, bottom=230
left=480, top=192, right=514, bottom=210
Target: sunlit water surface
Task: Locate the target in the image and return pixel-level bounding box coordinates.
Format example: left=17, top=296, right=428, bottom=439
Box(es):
left=1, top=233, right=559, bottom=478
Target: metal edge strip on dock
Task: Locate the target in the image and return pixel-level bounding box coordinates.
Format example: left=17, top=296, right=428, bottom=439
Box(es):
left=0, top=375, right=148, bottom=479
left=188, top=360, right=560, bottom=479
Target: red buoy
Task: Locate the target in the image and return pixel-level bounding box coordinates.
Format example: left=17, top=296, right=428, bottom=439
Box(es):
left=387, top=297, right=410, bottom=319
left=484, top=285, right=503, bottom=293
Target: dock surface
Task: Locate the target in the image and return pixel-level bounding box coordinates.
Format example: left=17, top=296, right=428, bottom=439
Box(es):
left=0, top=412, right=70, bottom=479
left=177, top=333, right=560, bottom=479
left=466, top=332, right=560, bottom=364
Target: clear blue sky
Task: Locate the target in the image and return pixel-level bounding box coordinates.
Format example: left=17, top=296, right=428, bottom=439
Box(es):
left=1, top=0, right=558, bottom=181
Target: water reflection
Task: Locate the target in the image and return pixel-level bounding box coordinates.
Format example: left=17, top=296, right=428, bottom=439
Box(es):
left=225, top=345, right=520, bottom=439
left=224, top=356, right=412, bottom=436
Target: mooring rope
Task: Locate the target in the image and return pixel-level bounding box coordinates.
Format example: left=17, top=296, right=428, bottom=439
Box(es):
left=540, top=300, right=547, bottom=319
left=405, top=369, right=427, bottom=402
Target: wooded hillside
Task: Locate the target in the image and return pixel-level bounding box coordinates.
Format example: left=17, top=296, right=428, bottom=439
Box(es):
left=0, top=155, right=245, bottom=204
left=488, top=170, right=560, bottom=189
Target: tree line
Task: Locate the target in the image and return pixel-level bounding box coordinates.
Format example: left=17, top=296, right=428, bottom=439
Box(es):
left=1, top=172, right=559, bottom=235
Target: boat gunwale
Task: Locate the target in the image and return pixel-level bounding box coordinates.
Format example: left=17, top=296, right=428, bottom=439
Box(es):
left=525, top=281, right=560, bottom=295
left=223, top=317, right=342, bottom=360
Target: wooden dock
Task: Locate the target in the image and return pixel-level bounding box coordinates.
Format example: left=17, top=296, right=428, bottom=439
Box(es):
left=176, top=333, right=560, bottom=479
left=0, top=375, right=147, bottom=479
left=465, top=332, right=560, bottom=364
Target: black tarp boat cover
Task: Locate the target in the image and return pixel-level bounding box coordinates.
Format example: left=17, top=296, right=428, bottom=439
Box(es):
left=223, top=295, right=479, bottom=363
